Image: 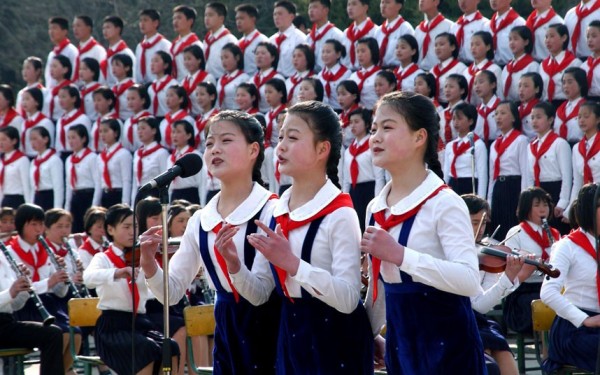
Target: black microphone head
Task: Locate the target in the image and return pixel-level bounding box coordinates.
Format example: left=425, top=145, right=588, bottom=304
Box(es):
left=174, top=153, right=203, bottom=177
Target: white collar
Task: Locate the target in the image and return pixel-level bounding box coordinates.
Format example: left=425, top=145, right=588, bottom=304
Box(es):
left=17, top=236, right=38, bottom=252
left=273, top=179, right=340, bottom=220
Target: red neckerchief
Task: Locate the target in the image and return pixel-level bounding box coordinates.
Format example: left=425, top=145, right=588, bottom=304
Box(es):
left=74, top=38, right=102, bottom=81
left=101, top=40, right=128, bottom=78
left=136, top=143, right=163, bottom=183
left=340, top=103, right=361, bottom=128
left=53, top=38, right=71, bottom=55
left=432, top=59, right=460, bottom=98
left=490, top=8, right=521, bottom=50
left=579, top=133, right=600, bottom=184
left=542, top=52, right=577, bottom=101
left=309, top=22, right=336, bottom=51
left=274, top=32, right=287, bottom=52
left=571, top=1, right=600, bottom=55
left=451, top=134, right=479, bottom=178
left=346, top=18, right=376, bottom=66
left=247, top=107, right=260, bottom=115
left=586, top=56, right=600, bottom=88
left=210, top=222, right=241, bottom=302
left=371, top=184, right=448, bottom=303
left=520, top=221, right=558, bottom=261
left=163, top=110, right=190, bottom=149
left=171, top=33, right=201, bottom=79
left=493, top=130, right=522, bottom=180
left=50, top=80, right=72, bottom=119
left=203, top=29, right=230, bottom=61
left=0, top=150, right=25, bottom=186
left=349, top=137, right=370, bottom=188
left=455, top=11, right=484, bottom=48
left=356, top=65, right=381, bottom=92
left=0, top=107, right=19, bottom=127
left=442, top=107, right=453, bottom=144
left=127, top=111, right=151, bottom=144
left=253, top=69, right=278, bottom=90
left=183, top=70, right=209, bottom=96
left=58, top=108, right=84, bottom=149
left=238, top=30, right=261, bottom=55
left=503, top=54, right=535, bottom=98
left=80, top=237, right=99, bottom=257
left=151, top=75, right=174, bottom=115
left=140, top=34, right=164, bottom=79
left=170, top=146, right=194, bottom=165
left=519, top=98, right=540, bottom=120
left=94, top=112, right=119, bottom=151
left=530, top=132, right=559, bottom=186
left=525, top=8, right=557, bottom=47
left=195, top=108, right=219, bottom=146
left=80, top=82, right=102, bottom=113
left=104, top=245, right=140, bottom=313
left=8, top=236, right=47, bottom=282
left=394, top=63, right=419, bottom=90
left=418, top=14, right=446, bottom=59
left=100, top=144, right=123, bottom=189
left=33, top=149, right=56, bottom=190
left=556, top=98, right=585, bottom=139
left=287, top=71, right=313, bottom=102
left=266, top=104, right=286, bottom=148
left=466, top=60, right=493, bottom=102
left=45, top=238, right=67, bottom=258
left=112, top=79, right=135, bottom=118
left=567, top=229, right=600, bottom=302
left=218, top=70, right=244, bottom=107
left=70, top=148, right=92, bottom=189
left=275, top=160, right=281, bottom=183
left=322, top=65, right=349, bottom=98
left=477, top=96, right=500, bottom=141
left=379, top=17, right=405, bottom=62
left=275, top=193, right=354, bottom=302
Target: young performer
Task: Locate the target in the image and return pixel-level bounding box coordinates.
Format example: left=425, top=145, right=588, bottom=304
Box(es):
left=235, top=83, right=262, bottom=115
left=159, top=86, right=194, bottom=150
left=55, top=85, right=91, bottom=158
left=439, top=74, right=468, bottom=152
left=317, top=39, right=351, bottom=110
left=29, top=127, right=64, bottom=211
left=583, top=21, right=600, bottom=100
left=296, top=78, right=325, bottom=104
left=415, top=0, right=453, bottom=72
left=19, top=88, right=54, bottom=158
left=564, top=0, right=600, bottom=59
left=362, top=91, right=485, bottom=374
left=431, top=33, right=467, bottom=104
left=78, top=58, right=102, bottom=120
left=518, top=72, right=543, bottom=140
left=0, top=127, right=30, bottom=209
left=343, top=0, right=379, bottom=71
left=140, top=111, right=280, bottom=374
left=98, top=118, right=132, bottom=207
left=111, top=54, right=136, bottom=120
left=135, top=9, right=172, bottom=85
left=131, top=117, right=169, bottom=203
left=65, top=125, right=101, bottom=233
left=100, top=16, right=135, bottom=87
left=269, top=1, right=308, bottom=78
left=285, top=45, right=315, bottom=106
left=526, top=0, right=564, bottom=61
left=17, top=57, right=47, bottom=117
left=414, top=72, right=443, bottom=111
left=443, top=103, right=488, bottom=197
left=474, top=70, right=501, bottom=144
left=349, top=37, right=381, bottom=110
left=463, top=31, right=502, bottom=105
left=203, top=2, right=238, bottom=80
left=486, top=0, right=525, bottom=66
left=540, top=183, right=600, bottom=373
left=554, top=67, right=587, bottom=145
left=44, top=17, right=78, bottom=87
left=90, top=86, right=119, bottom=153
left=393, top=34, right=423, bottom=93
left=251, top=42, right=285, bottom=113
left=168, top=120, right=201, bottom=204
left=540, top=24, right=581, bottom=104
left=83, top=204, right=179, bottom=375
left=171, top=5, right=202, bottom=81
left=194, top=82, right=219, bottom=151
left=451, top=0, right=488, bottom=64
left=78, top=206, right=107, bottom=269
left=488, top=101, right=529, bottom=240
left=72, top=15, right=106, bottom=83
left=48, top=56, right=74, bottom=121
left=306, top=0, right=344, bottom=72
left=235, top=4, right=269, bottom=77
left=501, top=26, right=539, bottom=102
left=122, top=84, right=152, bottom=152
left=337, top=80, right=360, bottom=147
left=148, top=51, right=177, bottom=117
left=374, top=71, right=397, bottom=100
left=181, top=45, right=215, bottom=117
left=217, top=43, right=250, bottom=110
left=0, top=85, right=23, bottom=129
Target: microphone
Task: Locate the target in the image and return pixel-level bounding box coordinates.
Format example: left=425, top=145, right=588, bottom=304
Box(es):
left=139, top=153, right=203, bottom=192
left=467, top=132, right=475, bottom=148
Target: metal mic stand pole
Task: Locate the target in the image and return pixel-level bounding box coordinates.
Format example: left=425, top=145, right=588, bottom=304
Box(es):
left=471, top=140, right=476, bottom=195
left=159, top=185, right=172, bottom=375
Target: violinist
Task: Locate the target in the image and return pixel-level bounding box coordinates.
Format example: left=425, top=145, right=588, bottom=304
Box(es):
left=503, top=187, right=560, bottom=335
left=540, top=183, right=600, bottom=373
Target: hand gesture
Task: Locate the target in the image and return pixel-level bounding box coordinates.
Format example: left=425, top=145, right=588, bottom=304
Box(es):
left=115, top=267, right=138, bottom=280
left=517, top=254, right=537, bottom=283
left=361, top=226, right=405, bottom=266
left=247, top=220, right=300, bottom=276
left=139, top=226, right=162, bottom=260
left=214, top=224, right=241, bottom=273
left=373, top=335, right=386, bottom=369
left=503, top=255, right=525, bottom=282
left=48, top=269, right=69, bottom=288
left=56, top=256, right=67, bottom=269
left=9, top=276, right=30, bottom=298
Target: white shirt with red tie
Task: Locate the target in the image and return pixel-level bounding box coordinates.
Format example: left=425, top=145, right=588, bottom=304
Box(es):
left=134, top=33, right=172, bottom=84
left=203, top=26, right=238, bottom=80
left=269, top=25, right=308, bottom=78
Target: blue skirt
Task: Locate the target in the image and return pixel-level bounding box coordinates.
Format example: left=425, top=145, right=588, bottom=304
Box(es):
left=474, top=311, right=511, bottom=352
left=384, top=281, right=487, bottom=374
left=543, top=308, right=599, bottom=373
left=275, top=297, right=374, bottom=374
left=504, top=282, right=540, bottom=334
left=13, top=293, right=78, bottom=334
left=213, top=291, right=280, bottom=375
left=145, top=298, right=186, bottom=337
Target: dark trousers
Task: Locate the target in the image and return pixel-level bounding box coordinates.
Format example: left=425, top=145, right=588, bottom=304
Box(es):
left=34, top=190, right=54, bottom=211
left=71, top=189, right=94, bottom=233
left=101, top=189, right=123, bottom=209
left=1, top=195, right=25, bottom=210
left=0, top=313, right=64, bottom=375
left=171, top=187, right=200, bottom=205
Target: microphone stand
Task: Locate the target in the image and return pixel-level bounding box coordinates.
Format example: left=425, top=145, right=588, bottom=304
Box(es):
left=158, top=185, right=172, bottom=375
left=593, top=183, right=600, bottom=375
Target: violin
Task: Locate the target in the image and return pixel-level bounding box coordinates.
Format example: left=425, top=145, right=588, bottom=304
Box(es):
left=123, top=238, right=182, bottom=267
left=477, top=244, right=560, bottom=279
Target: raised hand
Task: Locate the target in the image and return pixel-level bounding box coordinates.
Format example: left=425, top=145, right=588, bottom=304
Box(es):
left=361, top=226, right=405, bottom=266
left=214, top=224, right=241, bottom=273
left=247, top=220, right=300, bottom=276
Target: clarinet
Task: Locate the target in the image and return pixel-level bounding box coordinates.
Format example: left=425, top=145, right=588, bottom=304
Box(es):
left=198, top=267, right=215, bottom=304
left=62, top=237, right=91, bottom=298
left=37, top=236, right=82, bottom=298
left=541, top=218, right=555, bottom=247
left=0, top=242, right=55, bottom=326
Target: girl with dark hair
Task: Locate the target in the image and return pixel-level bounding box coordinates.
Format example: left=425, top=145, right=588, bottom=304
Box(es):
left=148, top=51, right=177, bottom=117
left=218, top=43, right=249, bottom=110
left=159, top=86, right=194, bottom=150
left=431, top=33, right=467, bottom=105
left=98, top=118, right=132, bottom=208
left=439, top=74, right=468, bottom=150
left=194, top=82, right=219, bottom=151
left=527, top=0, right=564, bottom=61
left=168, top=120, right=201, bottom=204
left=0, top=85, right=23, bottom=129
left=0, top=127, right=30, bottom=209
left=414, top=72, right=443, bottom=111
left=55, top=85, right=91, bottom=158
left=90, top=87, right=119, bottom=152
left=78, top=206, right=107, bottom=268
left=526, top=102, right=572, bottom=234
left=140, top=110, right=280, bottom=375
left=501, top=26, right=539, bottom=102
left=362, top=91, right=485, bottom=374
left=317, top=39, right=351, bottom=110
left=393, top=34, right=423, bottom=93
left=182, top=44, right=216, bottom=116
left=20, top=87, right=55, bottom=157
left=235, top=83, right=261, bottom=115
left=17, top=56, right=47, bottom=116
left=29, top=126, right=64, bottom=210
left=264, top=78, right=287, bottom=192
left=83, top=204, right=180, bottom=375
left=488, top=101, right=529, bottom=241
left=518, top=72, right=543, bottom=140
left=78, top=57, right=102, bottom=120
left=337, top=80, right=361, bottom=148
left=122, top=84, right=152, bottom=152
left=374, top=70, right=397, bottom=99
left=554, top=67, right=587, bottom=145
left=65, top=125, right=100, bottom=233
left=131, top=117, right=169, bottom=203
left=540, top=24, right=581, bottom=105
left=504, top=187, right=561, bottom=334
left=251, top=42, right=284, bottom=113
left=541, top=183, right=600, bottom=373
left=49, top=55, right=74, bottom=121
left=110, top=54, right=136, bottom=121
left=296, top=78, right=324, bottom=104
left=285, top=45, right=315, bottom=106
left=349, top=37, right=381, bottom=110
left=582, top=21, right=600, bottom=100
left=443, top=102, right=488, bottom=197
left=463, top=31, right=501, bottom=106
left=474, top=70, right=501, bottom=145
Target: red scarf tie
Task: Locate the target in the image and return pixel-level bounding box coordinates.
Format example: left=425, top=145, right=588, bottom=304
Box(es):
left=477, top=97, right=500, bottom=142
left=0, top=108, right=19, bottom=128
left=586, top=56, right=600, bottom=88
left=151, top=76, right=174, bottom=115
left=520, top=221, right=558, bottom=261
left=525, top=8, right=558, bottom=47
left=163, top=110, right=189, bottom=149
left=466, top=60, right=493, bottom=102
left=70, top=148, right=92, bottom=189
left=455, top=12, right=484, bottom=49
left=378, top=17, right=405, bottom=62
left=253, top=69, right=279, bottom=91
left=340, top=103, right=361, bottom=128
left=394, top=63, right=419, bottom=91
left=443, top=108, right=453, bottom=144
left=136, top=143, right=163, bottom=183
left=101, top=40, right=128, bottom=79
left=104, top=246, right=140, bottom=313
left=432, top=59, right=461, bottom=99
left=493, top=130, right=522, bottom=180
left=451, top=134, right=479, bottom=178
left=218, top=70, right=244, bottom=107
left=45, top=239, right=68, bottom=258
left=346, top=19, right=376, bottom=66
left=518, top=98, right=540, bottom=120
left=171, top=33, right=201, bottom=79
left=349, top=138, right=370, bottom=188
left=74, top=38, right=101, bottom=81
left=418, top=14, right=446, bottom=60
left=100, top=144, right=123, bottom=189
left=127, top=111, right=151, bottom=145
left=58, top=109, right=84, bottom=149
left=309, top=22, right=336, bottom=51
left=238, top=30, right=261, bottom=55
left=275, top=193, right=354, bottom=301
left=33, top=149, right=56, bottom=190
left=53, top=38, right=71, bottom=55
left=490, top=9, right=521, bottom=51
left=503, top=54, right=535, bottom=98
left=567, top=229, right=600, bottom=302
left=266, top=105, right=286, bottom=148
left=542, top=52, right=577, bottom=101
left=183, top=70, right=208, bottom=97
left=79, top=82, right=102, bottom=114
left=287, top=71, right=313, bottom=102
left=0, top=150, right=25, bottom=186
left=579, top=134, right=600, bottom=184
left=571, top=1, right=600, bottom=56
left=530, top=132, right=558, bottom=186
left=210, top=222, right=241, bottom=302
left=356, top=66, right=381, bottom=92
left=556, top=98, right=585, bottom=139
left=274, top=161, right=281, bottom=184
left=321, top=65, right=349, bottom=98
left=170, top=146, right=194, bottom=165
left=8, top=236, right=47, bottom=282
left=203, top=29, right=230, bottom=62
left=371, top=184, right=448, bottom=303
left=112, top=79, right=135, bottom=118
left=80, top=238, right=99, bottom=257
left=195, top=108, right=219, bottom=146
left=274, top=33, right=287, bottom=52
left=140, top=35, right=164, bottom=80
left=50, top=80, right=72, bottom=120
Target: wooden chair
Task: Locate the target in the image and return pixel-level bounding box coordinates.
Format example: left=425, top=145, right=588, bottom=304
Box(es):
left=0, top=348, right=33, bottom=375
left=184, top=304, right=215, bottom=375
left=531, top=299, right=592, bottom=375
left=68, top=298, right=104, bottom=375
